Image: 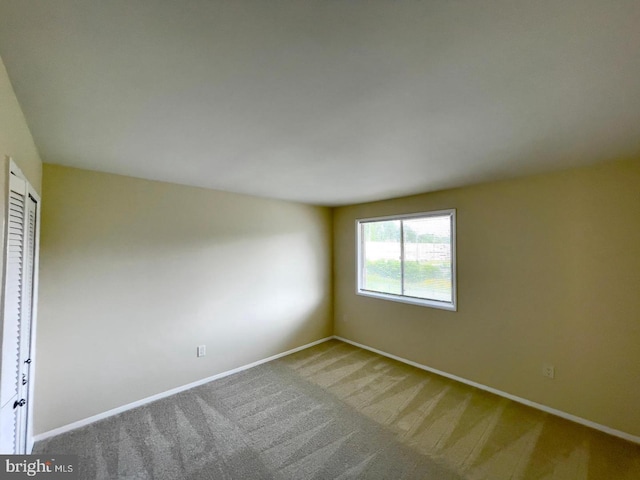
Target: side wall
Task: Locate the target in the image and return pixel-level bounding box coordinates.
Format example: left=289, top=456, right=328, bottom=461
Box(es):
left=0, top=55, right=41, bottom=192
left=334, top=159, right=640, bottom=438
left=36, top=164, right=333, bottom=433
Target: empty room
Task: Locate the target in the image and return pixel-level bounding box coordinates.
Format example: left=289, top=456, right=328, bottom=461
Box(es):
left=0, top=1, right=639, bottom=479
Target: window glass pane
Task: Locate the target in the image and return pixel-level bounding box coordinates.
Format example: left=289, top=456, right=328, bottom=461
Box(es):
left=362, top=220, right=401, bottom=295
left=402, top=216, right=452, bottom=302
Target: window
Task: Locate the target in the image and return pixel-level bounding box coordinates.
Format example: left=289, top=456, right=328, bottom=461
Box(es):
left=357, top=209, right=456, bottom=311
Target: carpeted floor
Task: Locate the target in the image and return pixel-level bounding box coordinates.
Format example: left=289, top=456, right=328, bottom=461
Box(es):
left=34, top=342, right=461, bottom=479
left=34, top=340, right=640, bottom=479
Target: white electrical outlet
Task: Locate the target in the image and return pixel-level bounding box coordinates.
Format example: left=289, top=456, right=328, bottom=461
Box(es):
left=542, top=364, right=555, bottom=379
left=197, top=345, right=206, bottom=357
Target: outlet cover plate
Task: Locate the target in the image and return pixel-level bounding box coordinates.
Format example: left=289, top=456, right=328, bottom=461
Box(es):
left=542, top=364, right=555, bottom=379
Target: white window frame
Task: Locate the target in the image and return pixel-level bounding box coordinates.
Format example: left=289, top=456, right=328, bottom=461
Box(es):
left=356, top=209, right=457, bottom=311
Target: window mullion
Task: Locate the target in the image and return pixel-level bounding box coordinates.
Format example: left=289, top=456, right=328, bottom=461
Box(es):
left=400, top=220, right=405, bottom=296
left=360, top=223, right=365, bottom=289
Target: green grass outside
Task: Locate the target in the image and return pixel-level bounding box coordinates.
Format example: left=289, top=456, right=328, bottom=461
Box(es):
left=363, top=274, right=451, bottom=302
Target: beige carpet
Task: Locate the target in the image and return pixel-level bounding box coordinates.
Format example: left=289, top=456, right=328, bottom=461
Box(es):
left=280, top=340, right=640, bottom=479
left=35, top=339, right=640, bottom=479
left=33, top=342, right=460, bottom=479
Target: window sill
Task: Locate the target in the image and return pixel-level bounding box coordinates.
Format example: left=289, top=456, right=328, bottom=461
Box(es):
left=356, top=289, right=457, bottom=311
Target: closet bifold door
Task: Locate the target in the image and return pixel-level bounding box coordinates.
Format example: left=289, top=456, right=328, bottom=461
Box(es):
left=0, top=160, right=40, bottom=455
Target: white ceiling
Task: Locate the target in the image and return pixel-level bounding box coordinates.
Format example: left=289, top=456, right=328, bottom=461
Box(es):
left=1, top=1, right=639, bottom=206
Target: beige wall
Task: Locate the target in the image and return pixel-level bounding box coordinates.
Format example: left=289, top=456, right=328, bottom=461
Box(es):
left=0, top=55, right=42, bottom=192
left=334, top=159, right=640, bottom=438
left=35, top=164, right=332, bottom=433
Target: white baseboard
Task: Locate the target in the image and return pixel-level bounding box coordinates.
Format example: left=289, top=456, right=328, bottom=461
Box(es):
left=34, top=336, right=333, bottom=443
left=334, top=336, right=640, bottom=445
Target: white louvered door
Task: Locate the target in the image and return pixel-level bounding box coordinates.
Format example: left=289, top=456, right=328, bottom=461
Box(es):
left=0, top=160, right=40, bottom=454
